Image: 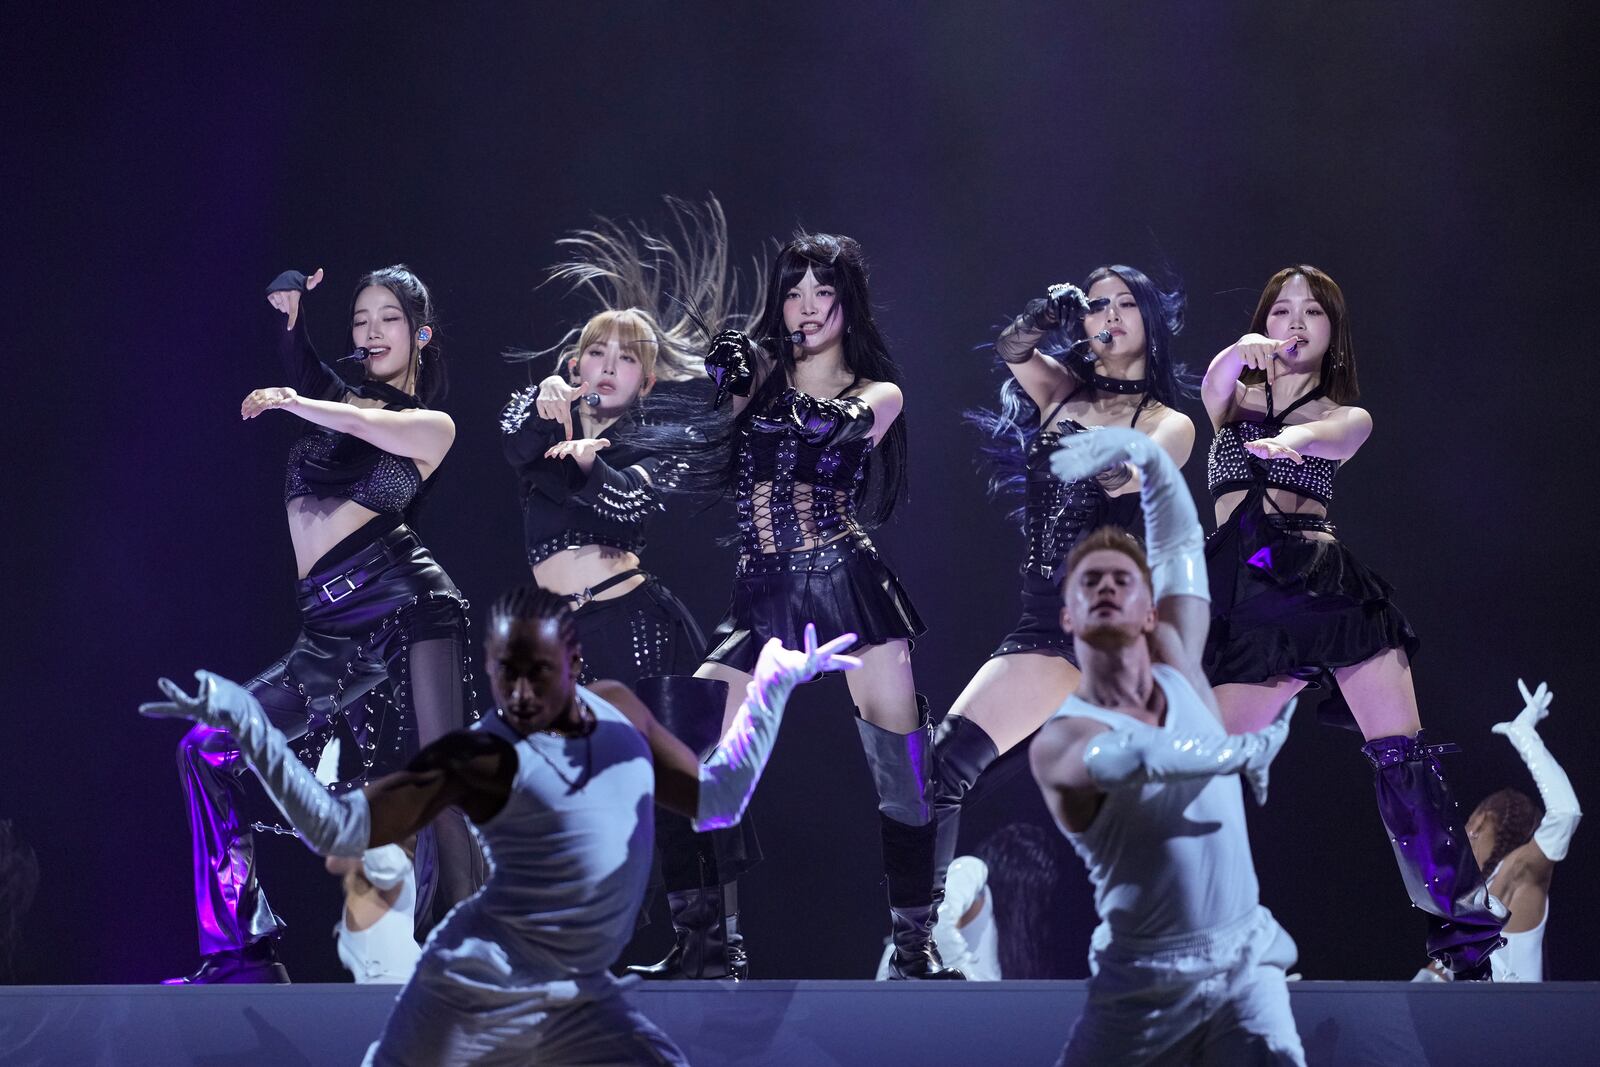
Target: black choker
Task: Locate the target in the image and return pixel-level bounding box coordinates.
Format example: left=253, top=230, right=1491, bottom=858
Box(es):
left=1092, top=374, right=1147, bottom=396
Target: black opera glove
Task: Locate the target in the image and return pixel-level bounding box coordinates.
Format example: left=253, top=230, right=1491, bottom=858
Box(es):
left=750, top=389, right=876, bottom=448
left=706, top=329, right=756, bottom=409
left=1022, top=282, right=1090, bottom=332
left=267, top=269, right=309, bottom=294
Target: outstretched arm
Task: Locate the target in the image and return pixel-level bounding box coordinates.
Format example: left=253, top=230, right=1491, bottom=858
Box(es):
left=993, top=284, right=1090, bottom=412
left=1494, top=680, right=1581, bottom=868
left=1051, top=426, right=1210, bottom=665
left=141, top=672, right=514, bottom=855
left=600, top=625, right=863, bottom=830
left=242, top=389, right=456, bottom=468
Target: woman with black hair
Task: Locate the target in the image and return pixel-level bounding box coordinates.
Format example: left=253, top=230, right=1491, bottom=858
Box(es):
left=163, top=265, right=481, bottom=984
left=691, top=232, right=961, bottom=979
left=507, top=200, right=761, bottom=982
left=933, top=266, right=1194, bottom=911
left=1201, top=264, right=1504, bottom=979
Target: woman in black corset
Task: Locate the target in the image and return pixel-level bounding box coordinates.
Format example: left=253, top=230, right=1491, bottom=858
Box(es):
left=690, top=232, right=960, bottom=979
left=933, top=266, right=1194, bottom=909
left=163, top=265, right=481, bottom=984
left=1201, top=264, right=1503, bottom=979
left=506, top=201, right=761, bottom=982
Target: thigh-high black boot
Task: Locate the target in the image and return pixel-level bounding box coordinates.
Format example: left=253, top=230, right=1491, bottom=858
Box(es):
left=857, top=698, right=965, bottom=980
left=626, top=676, right=758, bottom=980
left=931, top=715, right=1000, bottom=914
left=1363, top=732, right=1507, bottom=979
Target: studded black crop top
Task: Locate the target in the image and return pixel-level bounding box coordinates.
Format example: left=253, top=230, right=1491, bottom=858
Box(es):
left=278, top=306, right=425, bottom=515
left=501, top=386, right=689, bottom=568
left=735, top=386, right=874, bottom=556
left=1023, top=395, right=1149, bottom=580
left=1206, top=385, right=1338, bottom=508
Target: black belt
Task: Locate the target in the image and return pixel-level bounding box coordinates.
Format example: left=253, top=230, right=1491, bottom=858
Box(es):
left=568, top=569, right=646, bottom=607
left=304, top=526, right=421, bottom=606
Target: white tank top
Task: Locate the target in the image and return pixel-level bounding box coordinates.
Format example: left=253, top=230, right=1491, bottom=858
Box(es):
left=417, top=687, right=656, bottom=989
left=334, top=845, right=422, bottom=984
left=1489, top=862, right=1548, bottom=982
left=1050, top=663, right=1260, bottom=941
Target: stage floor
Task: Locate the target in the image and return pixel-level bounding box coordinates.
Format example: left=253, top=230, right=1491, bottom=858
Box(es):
left=3, top=980, right=1596, bottom=1065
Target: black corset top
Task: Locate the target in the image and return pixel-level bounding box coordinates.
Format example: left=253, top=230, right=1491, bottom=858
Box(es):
left=736, top=394, right=872, bottom=555
left=285, top=429, right=423, bottom=515
left=1206, top=386, right=1337, bottom=507
left=1025, top=416, right=1145, bottom=580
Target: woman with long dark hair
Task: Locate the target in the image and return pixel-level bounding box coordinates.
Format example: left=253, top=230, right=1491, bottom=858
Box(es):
left=934, top=266, right=1194, bottom=910
left=506, top=200, right=761, bottom=981
left=163, top=265, right=481, bottom=984
left=690, top=232, right=960, bottom=978
left=1201, top=264, right=1504, bottom=978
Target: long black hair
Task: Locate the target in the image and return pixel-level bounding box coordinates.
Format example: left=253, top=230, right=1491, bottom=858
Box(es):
left=741, top=232, right=907, bottom=527
left=351, top=264, right=448, bottom=405
left=967, top=264, right=1191, bottom=520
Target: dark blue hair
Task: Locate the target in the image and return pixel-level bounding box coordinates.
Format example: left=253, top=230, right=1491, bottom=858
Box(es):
left=966, top=265, right=1193, bottom=522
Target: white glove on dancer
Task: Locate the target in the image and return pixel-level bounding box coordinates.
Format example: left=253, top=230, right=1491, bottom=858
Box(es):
left=1492, top=679, right=1581, bottom=862
left=141, top=671, right=371, bottom=857
left=694, top=624, right=863, bottom=831
left=1051, top=426, right=1207, bottom=601
left=1083, top=698, right=1297, bottom=806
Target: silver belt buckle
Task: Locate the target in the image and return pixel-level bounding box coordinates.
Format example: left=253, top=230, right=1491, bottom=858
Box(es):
left=321, top=574, right=358, bottom=603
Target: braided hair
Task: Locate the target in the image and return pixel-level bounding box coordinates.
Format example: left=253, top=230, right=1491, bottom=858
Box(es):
left=486, top=584, right=579, bottom=651
left=1476, top=788, right=1541, bottom=879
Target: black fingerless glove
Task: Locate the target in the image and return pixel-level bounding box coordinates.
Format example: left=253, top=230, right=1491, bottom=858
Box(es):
left=750, top=389, right=876, bottom=447
left=267, top=269, right=309, bottom=294
left=706, top=329, right=756, bottom=408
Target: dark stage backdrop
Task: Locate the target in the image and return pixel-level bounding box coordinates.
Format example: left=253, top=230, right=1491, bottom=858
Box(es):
left=7, top=3, right=1595, bottom=984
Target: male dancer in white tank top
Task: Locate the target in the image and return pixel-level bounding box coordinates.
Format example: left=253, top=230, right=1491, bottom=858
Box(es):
left=1031, top=427, right=1305, bottom=1066
left=141, top=584, right=860, bottom=1066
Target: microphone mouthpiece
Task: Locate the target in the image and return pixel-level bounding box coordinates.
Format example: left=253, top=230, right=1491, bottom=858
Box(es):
left=787, top=330, right=807, bottom=346
left=582, top=392, right=602, bottom=407
left=339, top=347, right=370, bottom=363
left=1093, top=330, right=1113, bottom=344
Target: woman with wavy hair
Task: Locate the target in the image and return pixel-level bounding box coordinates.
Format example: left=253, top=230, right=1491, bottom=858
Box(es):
left=932, top=265, right=1194, bottom=916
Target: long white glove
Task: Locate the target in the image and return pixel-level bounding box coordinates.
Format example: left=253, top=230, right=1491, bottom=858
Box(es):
left=694, top=625, right=863, bottom=831
left=1051, top=426, right=1207, bottom=601
left=141, top=671, right=371, bottom=857
left=1492, top=680, right=1581, bottom=862
left=1083, top=697, right=1296, bottom=806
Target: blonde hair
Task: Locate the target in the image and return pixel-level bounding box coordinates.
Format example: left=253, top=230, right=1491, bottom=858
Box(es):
left=565, top=308, right=663, bottom=380
left=539, top=196, right=759, bottom=382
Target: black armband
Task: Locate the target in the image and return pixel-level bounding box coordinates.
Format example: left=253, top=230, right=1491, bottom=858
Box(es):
left=751, top=389, right=876, bottom=447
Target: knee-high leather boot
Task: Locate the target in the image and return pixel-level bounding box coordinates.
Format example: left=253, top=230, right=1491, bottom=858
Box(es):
left=1363, top=732, right=1507, bottom=979
left=626, top=676, right=754, bottom=980
left=931, top=715, right=1000, bottom=911
left=857, top=699, right=965, bottom=980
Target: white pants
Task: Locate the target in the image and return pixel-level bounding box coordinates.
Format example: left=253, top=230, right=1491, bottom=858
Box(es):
left=363, top=971, right=686, bottom=1067
left=1058, top=906, right=1305, bottom=1067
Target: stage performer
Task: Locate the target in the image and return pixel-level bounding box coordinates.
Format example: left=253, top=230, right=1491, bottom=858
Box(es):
left=504, top=199, right=760, bottom=980
left=1417, top=679, right=1581, bottom=982
left=692, top=232, right=961, bottom=978
left=936, top=266, right=1194, bottom=913
left=1201, top=264, right=1504, bottom=978
left=163, top=266, right=480, bottom=984
left=1033, top=426, right=1305, bottom=1066
left=140, top=585, right=860, bottom=1066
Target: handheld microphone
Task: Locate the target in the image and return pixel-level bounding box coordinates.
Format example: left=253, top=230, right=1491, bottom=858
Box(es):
left=339, top=347, right=370, bottom=363
left=786, top=330, right=806, bottom=346
left=582, top=392, right=602, bottom=407
left=1093, top=330, right=1113, bottom=343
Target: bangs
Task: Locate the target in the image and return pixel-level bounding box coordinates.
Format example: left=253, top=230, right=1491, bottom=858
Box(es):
left=575, top=309, right=660, bottom=371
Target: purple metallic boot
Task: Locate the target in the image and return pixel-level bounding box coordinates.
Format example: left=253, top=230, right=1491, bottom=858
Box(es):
left=1363, top=732, right=1507, bottom=980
